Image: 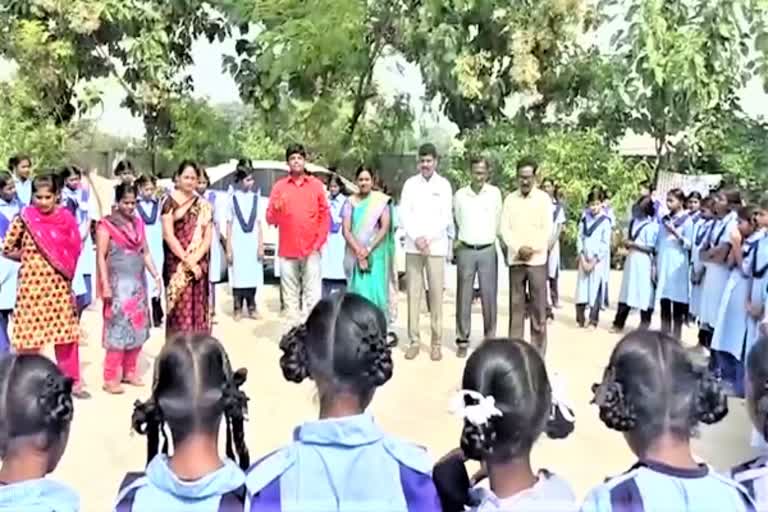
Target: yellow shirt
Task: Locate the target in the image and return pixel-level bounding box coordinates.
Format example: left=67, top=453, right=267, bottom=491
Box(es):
left=499, top=187, right=553, bottom=266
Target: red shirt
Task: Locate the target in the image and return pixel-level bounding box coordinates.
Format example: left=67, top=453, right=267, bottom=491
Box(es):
left=266, top=173, right=330, bottom=258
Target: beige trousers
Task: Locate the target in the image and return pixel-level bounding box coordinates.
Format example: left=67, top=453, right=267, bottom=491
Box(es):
left=406, top=253, right=444, bottom=346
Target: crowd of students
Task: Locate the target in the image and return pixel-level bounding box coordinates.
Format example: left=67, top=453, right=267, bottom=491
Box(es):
left=0, top=291, right=766, bottom=511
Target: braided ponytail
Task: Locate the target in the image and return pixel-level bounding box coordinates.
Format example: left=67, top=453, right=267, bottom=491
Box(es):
left=223, top=368, right=250, bottom=470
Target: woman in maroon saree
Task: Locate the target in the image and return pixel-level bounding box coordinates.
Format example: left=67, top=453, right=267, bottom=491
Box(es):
left=161, top=161, right=213, bottom=338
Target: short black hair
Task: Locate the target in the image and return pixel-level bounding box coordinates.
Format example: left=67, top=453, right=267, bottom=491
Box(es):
left=8, top=154, right=31, bottom=171
left=285, top=143, right=307, bottom=161
left=747, top=336, right=768, bottom=442
left=515, top=157, right=538, bottom=174
left=418, top=143, right=438, bottom=159
left=113, top=159, right=135, bottom=177
left=586, top=190, right=603, bottom=204
left=134, top=175, right=156, bottom=189
left=592, top=330, right=727, bottom=452
left=279, top=293, right=392, bottom=404
left=459, top=338, right=572, bottom=463
left=687, top=191, right=703, bottom=202
left=0, top=172, right=14, bottom=190
left=174, top=160, right=202, bottom=180
left=132, top=334, right=250, bottom=470
left=469, top=156, right=490, bottom=169
left=0, top=354, right=74, bottom=459
left=234, top=162, right=252, bottom=183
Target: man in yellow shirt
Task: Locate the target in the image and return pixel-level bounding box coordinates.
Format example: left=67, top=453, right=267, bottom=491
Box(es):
left=499, top=158, right=553, bottom=353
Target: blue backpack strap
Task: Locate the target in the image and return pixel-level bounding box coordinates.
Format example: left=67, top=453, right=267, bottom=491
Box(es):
left=219, top=485, right=246, bottom=512
left=115, top=472, right=145, bottom=512
left=399, top=463, right=441, bottom=512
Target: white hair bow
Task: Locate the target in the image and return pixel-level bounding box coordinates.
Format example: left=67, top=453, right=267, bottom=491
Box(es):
left=550, top=371, right=575, bottom=422
left=449, top=390, right=503, bottom=426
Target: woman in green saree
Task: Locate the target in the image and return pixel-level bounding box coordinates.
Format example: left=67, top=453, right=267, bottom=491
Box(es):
left=342, top=167, right=395, bottom=322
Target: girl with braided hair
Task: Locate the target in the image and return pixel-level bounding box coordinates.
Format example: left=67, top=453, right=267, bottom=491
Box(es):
left=432, top=338, right=576, bottom=512
left=113, top=334, right=250, bottom=511
left=246, top=292, right=440, bottom=511
left=584, top=330, right=753, bottom=512
left=0, top=354, right=79, bottom=511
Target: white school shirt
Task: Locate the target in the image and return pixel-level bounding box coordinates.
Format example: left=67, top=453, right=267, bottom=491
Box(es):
left=454, top=184, right=502, bottom=246
left=399, top=172, right=453, bottom=256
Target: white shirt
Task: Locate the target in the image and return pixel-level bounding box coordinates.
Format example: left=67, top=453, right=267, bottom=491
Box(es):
left=399, top=172, right=453, bottom=256
left=454, top=184, right=502, bottom=246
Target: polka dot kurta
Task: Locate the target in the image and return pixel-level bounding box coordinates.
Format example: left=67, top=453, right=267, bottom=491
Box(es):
left=2, top=217, right=80, bottom=349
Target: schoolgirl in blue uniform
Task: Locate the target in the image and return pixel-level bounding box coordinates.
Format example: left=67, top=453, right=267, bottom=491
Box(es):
left=0, top=354, right=79, bottom=512
left=226, top=166, right=264, bottom=320
left=746, top=199, right=768, bottom=350
left=321, top=175, right=348, bottom=298
left=8, top=155, right=32, bottom=206
left=575, top=191, right=611, bottom=328
left=60, top=166, right=95, bottom=317
left=113, top=334, right=250, bottom=511
left=711, top=206, right=760, bottom=396
left=584, top=330, right=754, bottom=512
left=197, top=169, right=227, bottom=322
left=135, top=175, right=165, bottom=327
left=689, top=197, right=715, bottom=327
left=699, top=190, right=742, bottom=348
left=654, top=188, right=694, bottom=339
left=432, top=338, right=576, bottom=512
left=732, top=335, right=768, bottom=509
left=246, top=293, right=440, bottom=511
left=0, top=173, right=21, bottom=353
left=612, top=197, right=659, bottom=332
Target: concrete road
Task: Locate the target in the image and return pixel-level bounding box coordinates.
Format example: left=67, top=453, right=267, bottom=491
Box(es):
left=50, top=270, right=756, bottom=511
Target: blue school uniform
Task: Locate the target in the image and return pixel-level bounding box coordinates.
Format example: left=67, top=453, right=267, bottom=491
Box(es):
left=747, top=232, right=768, bottom=348
left=229, top=190, right=264, bottom=289
left=690, top=217, right=714, bottom=318
left=654, top=211, right=694, bottom=305
left=0, top=197, right=21, bottom=350
left=113, top=455, right=245, bottom=512
left=548, top=201, right=566, bottom=280
left=14, top=176, right=31, bottom=206
left=321, top=193, right=348, bottom=282
left=582, top=460, right=755, bottom=512
left=245, top=413, right=441, bottom=512
left=575, top=213, right=611, bottom=307
left=618, top=216, right=659, bottom=311
left=137, top=198, right=164, bottom=299
left=731, top=455, right=768, bottom=510
left=0, top=478, right=80, bottom=512
left=701, top=211, right=739, bottom=328
left=206, top=190, right=228, bottom=285
left=61, top=186, right=94, bottom=309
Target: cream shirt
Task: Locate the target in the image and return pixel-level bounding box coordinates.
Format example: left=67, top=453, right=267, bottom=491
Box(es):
left=454, top=184, right=502, bottom=246
left=500, top=187, right=553, bottom=266
left=399, top=172, right=453, bottom=256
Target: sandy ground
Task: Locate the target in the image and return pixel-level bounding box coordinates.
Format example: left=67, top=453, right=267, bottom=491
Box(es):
left=49, top=270, right=758, bottom=511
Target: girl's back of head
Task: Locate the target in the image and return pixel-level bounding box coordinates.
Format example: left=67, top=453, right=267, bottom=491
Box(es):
left=457, top=338, right=572, bottom=464
left=132, top=334, right=250, bottom=469
left=0, top=354, right=74, bottom=472
left=279, top=293, right=393, bottom=407
left=592, top=330, right=727, bottom=455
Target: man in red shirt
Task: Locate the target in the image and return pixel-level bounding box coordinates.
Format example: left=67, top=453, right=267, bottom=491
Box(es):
left=267, top=144, right=330, bottom=323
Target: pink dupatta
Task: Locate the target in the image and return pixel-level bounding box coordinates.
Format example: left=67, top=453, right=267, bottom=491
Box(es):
left=98, top=214, right=146, bottom=252
left=20, top=206, right=82, bottom=280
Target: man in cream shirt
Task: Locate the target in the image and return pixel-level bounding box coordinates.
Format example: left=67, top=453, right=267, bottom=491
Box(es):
left=500, top=157, right=553, bottom=353
left=399, top=143, right=453, bottom=361
left=453, top=157, right=502, bottom=358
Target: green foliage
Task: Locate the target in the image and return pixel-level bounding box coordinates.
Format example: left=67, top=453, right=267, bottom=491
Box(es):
left=397, top=0, right=597, bottom=131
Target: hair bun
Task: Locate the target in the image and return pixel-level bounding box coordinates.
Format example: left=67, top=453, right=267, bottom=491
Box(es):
left=695, top=373, right=728, bottom=425
left=358, top=329, right=393, bottom=387
left=591, top=375, right=636, bottom=432
left=37, top=374, right=74, bottom=426
left=132, top=399, right=162, bottom=435
left=460, top=418, right=497, bottom=461
left=279, top=325, right=310, bottom=383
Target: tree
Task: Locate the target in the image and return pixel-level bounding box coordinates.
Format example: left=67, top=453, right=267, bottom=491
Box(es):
left=221, top=0, right=412, bottom=161
left=397, top=0, right=597, bottom=132
left=604, top=0, right=767, bottom=181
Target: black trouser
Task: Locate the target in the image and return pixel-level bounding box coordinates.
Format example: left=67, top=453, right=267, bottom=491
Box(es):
left=548, top=275, right=559, bottom=308
left=233, top=287, right=257, bottom=313
left=613, top=303, right=653, bottom=330
left=576, top=283, right=603, bottom=327
left=151, top=297, right=164, bottom=327
left=660, top=299, right=688, bottom=339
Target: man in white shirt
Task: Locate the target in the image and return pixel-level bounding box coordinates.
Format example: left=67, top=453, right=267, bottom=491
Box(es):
left=499, top=157, right=553, bottom=354
left=453, top=157, right=502, bottom=358
left=399, top=143, right=453, bottom=361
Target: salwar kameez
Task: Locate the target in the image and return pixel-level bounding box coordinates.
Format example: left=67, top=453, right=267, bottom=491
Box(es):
left=689, top=218, right=714, bottom=319
left=229, top=190, right=264, bottom=315
left=613, top=217, right=659, bottom=330
left=655, top=211, right=694, bottom=338
left=575, top=214, right=611, bottom=327
left=138, top=198, right=164, bottom=326
left=0, top=197, right=21, bottom=353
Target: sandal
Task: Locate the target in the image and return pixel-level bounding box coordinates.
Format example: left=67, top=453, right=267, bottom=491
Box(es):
left=121, top=376, right=145, bottom=387
left=102, top=382, right=124, bottom=395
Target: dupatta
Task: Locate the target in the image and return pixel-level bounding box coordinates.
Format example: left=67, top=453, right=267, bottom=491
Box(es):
left=97, top=214, right=147, bottom=299
left=166, top=195, right=213, bottom=313
left=20, top=206, right=81, bottom=280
